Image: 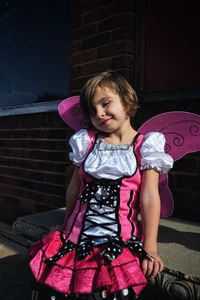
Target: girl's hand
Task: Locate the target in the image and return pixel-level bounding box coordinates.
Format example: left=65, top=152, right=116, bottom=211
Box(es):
left=141, top=252, right=164, bottom=278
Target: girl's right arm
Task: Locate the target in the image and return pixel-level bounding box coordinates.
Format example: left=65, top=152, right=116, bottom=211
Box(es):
left=62, top=167, right=81, bottom=228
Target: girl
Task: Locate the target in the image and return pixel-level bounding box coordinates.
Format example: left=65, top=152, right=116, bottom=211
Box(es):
left=29, top=71, right=173, bottom=300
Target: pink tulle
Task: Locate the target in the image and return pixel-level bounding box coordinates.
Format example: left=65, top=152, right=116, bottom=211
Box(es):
left=29, top=231, right=147, bottom=296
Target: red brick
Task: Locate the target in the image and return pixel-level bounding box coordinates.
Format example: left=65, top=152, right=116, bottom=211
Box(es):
left=71, top=49, right=97, bottom=65
left=97, top=41, right=134, bottom=59
left=72, top=0, right=99, bottom=16
left=69, top=76, right=92, bottom=92
left=112, top=26, right=135, bottom=41
left=81, top=61, right=99, bottom=75
left=70, top=40, right=82, bottom=53
left=82, top=32, right=111, bottom=50
left=111, top=55, right=134, bottom=69
left=0, top=156, right=66, bottom=173
left=97, top=58, right=112, bottom=72
left=0, top=138, right=67, bottom=151
left=98, top=13, right=134, bottom=32
left=72, top=24, right=97, bottom=41
left=0, top=115, right=21, bottom=129
left=85, top=0, right=134, bottom=24
left=71, top=65, right=82, bottom=78
left=5, top=195, right=20, bottom=207
left=35, top=203, right=56, bottom=213
left=19, top=198, right=37, bottom=212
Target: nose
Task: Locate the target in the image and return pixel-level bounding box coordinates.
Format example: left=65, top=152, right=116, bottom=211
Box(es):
left=95, top=108, right=105, bottom=119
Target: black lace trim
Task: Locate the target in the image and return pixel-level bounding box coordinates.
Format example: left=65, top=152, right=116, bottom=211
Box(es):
left=45, top=235, right=147, bottom=265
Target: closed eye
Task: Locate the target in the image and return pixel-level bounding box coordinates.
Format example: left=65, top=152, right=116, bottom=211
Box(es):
left=102, top=101, right=109, bottom=107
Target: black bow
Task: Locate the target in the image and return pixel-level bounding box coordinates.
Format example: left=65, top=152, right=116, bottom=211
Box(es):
left=101, top=235, right=147, bottom=264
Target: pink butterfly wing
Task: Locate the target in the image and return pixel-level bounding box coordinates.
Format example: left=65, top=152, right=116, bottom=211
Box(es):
left=139, top=111, right=200, bottom=159
left=139, top=111, right=200, bottom=217
left=58, top=96, right=89, bottom=131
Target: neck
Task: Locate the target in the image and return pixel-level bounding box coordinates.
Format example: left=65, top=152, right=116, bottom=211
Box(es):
left=102, top=125, right=137, bottom=145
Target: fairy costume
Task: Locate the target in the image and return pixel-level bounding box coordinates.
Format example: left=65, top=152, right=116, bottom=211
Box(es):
left=29, top=129, right=173, bottom=299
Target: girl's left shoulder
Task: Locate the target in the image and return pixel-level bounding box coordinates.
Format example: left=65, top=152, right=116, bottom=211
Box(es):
left=139, top=131, right=167, bottom=151
left=140, top=131, right=173, bottom=174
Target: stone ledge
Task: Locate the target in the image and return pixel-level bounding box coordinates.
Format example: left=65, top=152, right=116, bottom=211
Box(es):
left=0, top=221, right=32, bottom=248
left=12, top=208, right=65, bottom=242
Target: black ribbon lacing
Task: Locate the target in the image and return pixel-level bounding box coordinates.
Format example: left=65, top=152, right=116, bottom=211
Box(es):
left=45, top=234, right=150, bottom=265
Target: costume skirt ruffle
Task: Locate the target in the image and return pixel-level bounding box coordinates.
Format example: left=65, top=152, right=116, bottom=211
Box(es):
left=29, top=231, right=147, bottom=297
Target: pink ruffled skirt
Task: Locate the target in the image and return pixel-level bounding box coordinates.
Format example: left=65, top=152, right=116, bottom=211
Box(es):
left=29, top=231, right=147, bottom=297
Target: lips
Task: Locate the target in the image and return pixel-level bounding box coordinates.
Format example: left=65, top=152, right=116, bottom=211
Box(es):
left=100, top=118, right=112, bottom=126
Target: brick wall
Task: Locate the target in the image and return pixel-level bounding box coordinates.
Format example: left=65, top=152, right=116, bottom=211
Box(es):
left=0, top=111, right=73, bottom=223
left=69, top=0, right=136, bottom=94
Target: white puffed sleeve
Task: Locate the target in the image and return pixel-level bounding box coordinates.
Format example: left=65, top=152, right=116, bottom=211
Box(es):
left=140, top=132, right=173, bottom=173
left=69, top=129, right=91, bottom=166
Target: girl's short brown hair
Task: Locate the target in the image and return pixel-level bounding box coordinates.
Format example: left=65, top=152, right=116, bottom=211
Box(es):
left=80, top=71, right=139, bottom=119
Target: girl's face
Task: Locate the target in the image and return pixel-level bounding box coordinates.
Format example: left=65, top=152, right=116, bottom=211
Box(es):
left=90, top=86, right=130, bottom=133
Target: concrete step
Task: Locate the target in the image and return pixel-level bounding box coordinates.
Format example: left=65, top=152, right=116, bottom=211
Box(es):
left=158, top=217, right=200, bottom=278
